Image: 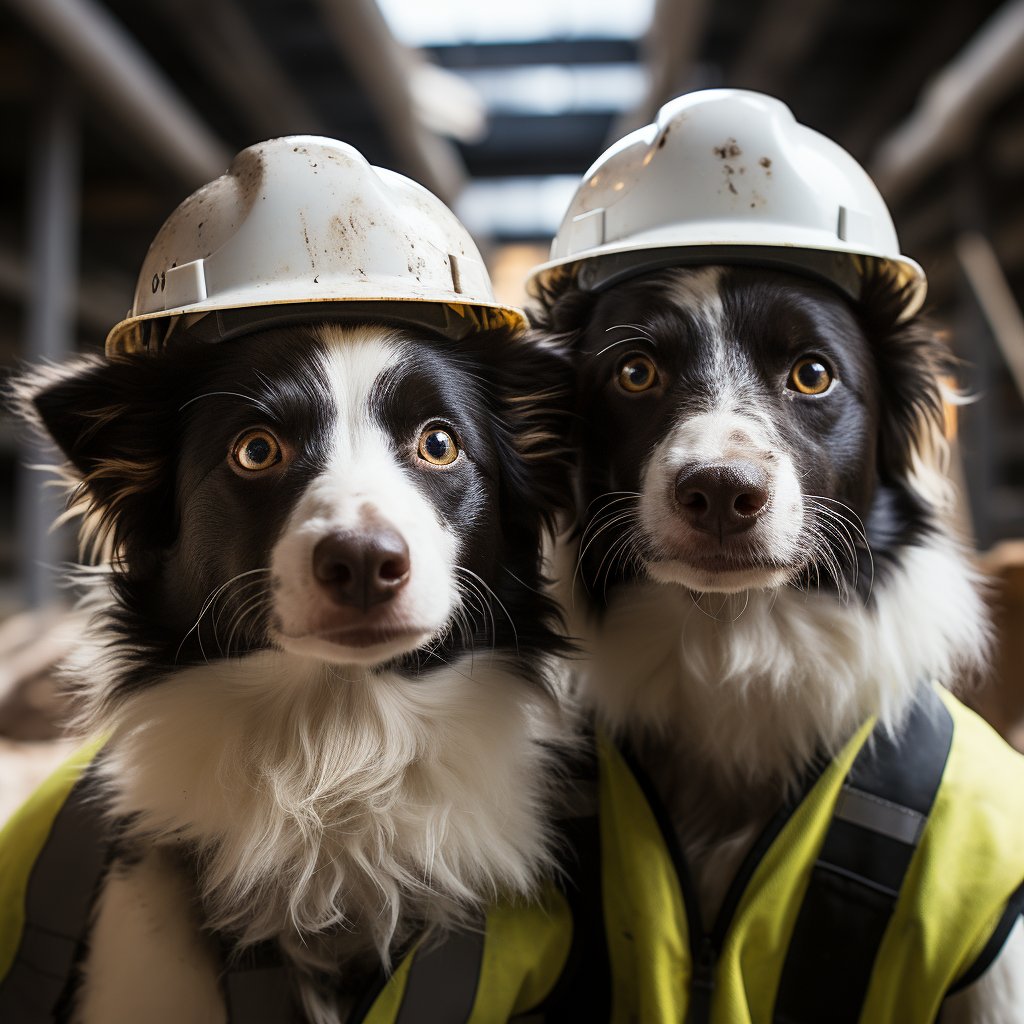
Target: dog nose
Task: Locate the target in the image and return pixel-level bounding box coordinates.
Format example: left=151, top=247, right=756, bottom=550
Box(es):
left=312, top=529, right=411, bottom=610
left=674, top=462, right=770, bottom=537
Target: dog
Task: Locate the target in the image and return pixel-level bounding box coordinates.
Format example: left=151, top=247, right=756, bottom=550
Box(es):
left=10, top=319, right=573, bottom=1022
left=533, top=263, right=1024, bottom=1020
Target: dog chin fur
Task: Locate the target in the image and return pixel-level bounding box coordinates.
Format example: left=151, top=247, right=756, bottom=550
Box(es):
left=645, top=559, right=792, bottom=593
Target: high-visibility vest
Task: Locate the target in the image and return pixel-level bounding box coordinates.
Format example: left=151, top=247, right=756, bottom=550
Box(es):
left=3, top=685, right=1023, bottom=1023
left=596, top=684, right=1024, bottom=1024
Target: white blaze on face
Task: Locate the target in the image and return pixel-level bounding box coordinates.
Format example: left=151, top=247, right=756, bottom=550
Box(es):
left=639, top=274, right=805, bottom=593
left=270, top=326, right=459, bottom=664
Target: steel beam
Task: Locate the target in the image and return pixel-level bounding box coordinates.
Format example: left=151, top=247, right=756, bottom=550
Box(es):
left=871, top=0, right=1024, bottom=204
left=0, top=244, right=128, bottom=334
left=154, top=0, right=327, bottom=140
left=839, top=0, right=978, bottom=162
left=312, top=0, right=466, bottom=205
left=6, top=0, right=230, bottom=188
left=957, top=231, right=1024, bottom=403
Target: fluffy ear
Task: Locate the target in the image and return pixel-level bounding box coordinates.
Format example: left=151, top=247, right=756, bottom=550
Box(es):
left=527, top=266, right=599, bottom=350
left=488, top=328, right=576, bottom=534
left=10, top=355, right=180, bottom=565
left=857, top=269, right=959, bottom=504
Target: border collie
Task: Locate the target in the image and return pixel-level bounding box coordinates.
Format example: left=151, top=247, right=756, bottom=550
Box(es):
left=13, top=319, right=572, bottom=1022
left=532, top=264, right=1023, bottom=1018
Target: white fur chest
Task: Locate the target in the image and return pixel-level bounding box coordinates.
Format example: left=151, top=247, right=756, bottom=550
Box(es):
left=89, top=649, right=560, bottom=964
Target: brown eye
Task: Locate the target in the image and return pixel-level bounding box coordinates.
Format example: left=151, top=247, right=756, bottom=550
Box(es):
left=788, top=357, right=833, bottom=396
left=618, top=355, right=658, bottom=394
left=417, top=426, right=459, bottom=467
left=232, top=429, right=283, bottom=472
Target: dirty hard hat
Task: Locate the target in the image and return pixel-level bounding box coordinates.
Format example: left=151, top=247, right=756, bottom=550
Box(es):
left=527, top=89, right=926, bottom=316
left=107, top=136, right=524, bottom=354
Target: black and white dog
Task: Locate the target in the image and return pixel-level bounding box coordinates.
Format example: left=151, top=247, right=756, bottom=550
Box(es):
left=14, top=320, right=572, bottom=1022
left=534, top=264, right=1023, bottom=1017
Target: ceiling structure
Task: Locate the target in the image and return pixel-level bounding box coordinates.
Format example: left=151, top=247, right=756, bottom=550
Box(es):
left=0, top=0, right=1022, bottom=601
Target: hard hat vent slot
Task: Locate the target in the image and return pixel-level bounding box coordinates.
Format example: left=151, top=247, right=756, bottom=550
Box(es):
left=449, top=254, right=463, bottom=294
left=568, top=208, right=605, bottom=253
left=837, top=206, right=874, bottom=247
left=163, top=259, right=208, bottom=311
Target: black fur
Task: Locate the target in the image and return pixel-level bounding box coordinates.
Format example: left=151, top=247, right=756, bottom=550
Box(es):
left=531, top=264, right=955, bottom=606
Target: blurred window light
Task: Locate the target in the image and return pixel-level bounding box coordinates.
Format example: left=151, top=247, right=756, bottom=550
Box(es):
left=457, top=175, right=580, bottom=239
left=410, top=61, right=488, bottom=142
left=376, top=0, right=655, bottom=46
left=457, top=64, right=648, bottom=116
left=489, top=242, right=552, bottom=307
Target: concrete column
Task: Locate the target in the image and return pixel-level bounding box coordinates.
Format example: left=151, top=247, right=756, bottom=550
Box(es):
left=17, top=79, right=79, bottom=608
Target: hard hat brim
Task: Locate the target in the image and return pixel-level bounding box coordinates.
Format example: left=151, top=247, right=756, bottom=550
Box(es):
left=527, top=240, right=926, bottom=319
left=106, top=296, right=528, bottom=355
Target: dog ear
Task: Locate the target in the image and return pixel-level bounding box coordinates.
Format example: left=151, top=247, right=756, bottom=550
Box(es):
left=10, top=355, right=180, bottom=565
left=858, top=269, right=959, bottom=505
left=527, top=266, right=598, bottom=353
left=489, top=328, right=577, bottom=534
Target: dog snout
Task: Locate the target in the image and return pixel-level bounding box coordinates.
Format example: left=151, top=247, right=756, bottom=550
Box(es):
left=312, top=529, right=411, bottom=610
left=673, top=462, right=770, bottom=537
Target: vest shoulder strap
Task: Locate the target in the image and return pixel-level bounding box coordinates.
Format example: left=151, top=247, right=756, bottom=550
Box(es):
left=0, top=754, right=109, bottom=1022
left=0, top=745, right=304, bottom=1024
left=391, top=923, right=486, bottom=1024
left=222, top=941, right=301, bottom=1023
left=772, top=685, right=953, bottom=1024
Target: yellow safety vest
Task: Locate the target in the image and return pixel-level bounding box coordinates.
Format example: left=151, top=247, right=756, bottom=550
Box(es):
left=3, top=686, right=1023, bottom=1022
left=598, top=685, right=1024, bottom=1024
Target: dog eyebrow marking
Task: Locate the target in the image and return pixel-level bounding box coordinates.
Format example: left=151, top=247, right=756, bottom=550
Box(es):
left=595, top=335, right=654, bottom=358
left=594, top=322, right=659, bottom=359
left=178, top=391, right=274, bottom=416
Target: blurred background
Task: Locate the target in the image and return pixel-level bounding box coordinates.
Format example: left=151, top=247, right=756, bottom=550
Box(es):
left=0, top=0, right=1022, bottom=814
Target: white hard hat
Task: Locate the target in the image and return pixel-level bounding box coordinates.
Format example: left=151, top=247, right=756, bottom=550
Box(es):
left=528, top=89, right=926, bottom=316
left=107, top=136, right=524, bottom=354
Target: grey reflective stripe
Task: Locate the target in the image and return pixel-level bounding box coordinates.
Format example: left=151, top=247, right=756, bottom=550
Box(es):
left=225, top=962, right=295, bottom=1023
left=773, top=685, right=954, bottom=1024
left=0, top=769, right=108, bottom=1021
left=394, top=924, right=486, bottom=1024
left=833, top=785, right=927, bottom=845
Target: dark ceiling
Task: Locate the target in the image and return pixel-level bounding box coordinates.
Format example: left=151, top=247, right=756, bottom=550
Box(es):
left=0, top=0, right=1017, bottom=309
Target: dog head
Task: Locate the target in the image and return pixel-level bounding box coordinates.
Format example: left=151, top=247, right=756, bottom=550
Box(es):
left=15, top=321, right=572, bottom=696
left=534, top=264, right=955, bottom=604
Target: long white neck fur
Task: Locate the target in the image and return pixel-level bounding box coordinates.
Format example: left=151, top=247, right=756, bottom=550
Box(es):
left=580, top=538, right=988, bottom=788
left=73, top=645, right=561, bottom=966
